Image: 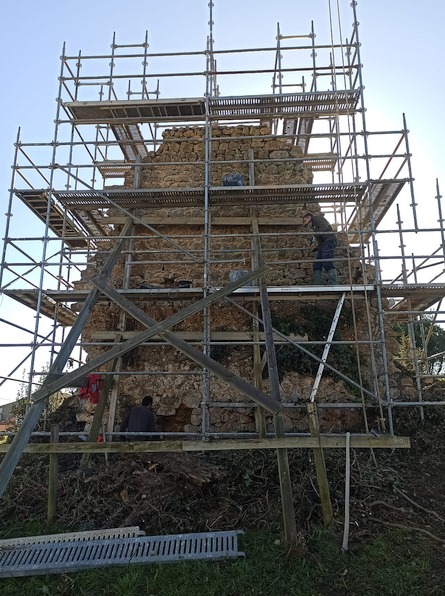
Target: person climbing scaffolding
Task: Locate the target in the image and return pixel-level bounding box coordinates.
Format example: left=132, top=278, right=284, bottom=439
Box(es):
left=303, top=212, right=338, bottom=285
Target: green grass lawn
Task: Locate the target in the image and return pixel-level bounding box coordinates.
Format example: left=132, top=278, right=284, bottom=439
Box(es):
left=0, top=526, right=441, bottom=596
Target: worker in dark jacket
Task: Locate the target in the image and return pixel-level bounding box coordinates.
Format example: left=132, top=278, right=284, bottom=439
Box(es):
left=120, top=395, right=157, bottom=441
left=303, top=212, right=338, bottom=285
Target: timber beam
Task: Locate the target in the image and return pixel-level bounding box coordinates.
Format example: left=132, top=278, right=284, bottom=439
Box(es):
left=0, top=435, right=410, bottom=454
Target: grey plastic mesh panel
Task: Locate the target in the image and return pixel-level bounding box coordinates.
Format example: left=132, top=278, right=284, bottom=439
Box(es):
left=0, top=526, right=144, bottom=548
left=0, top=530, right=245, bottom=577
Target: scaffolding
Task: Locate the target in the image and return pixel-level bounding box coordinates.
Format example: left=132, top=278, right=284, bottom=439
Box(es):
left=0, top=0, right=444, bottom=539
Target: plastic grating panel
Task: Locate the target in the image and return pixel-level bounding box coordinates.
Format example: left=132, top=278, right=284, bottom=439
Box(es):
left=0, top=526, right=144, bottom=548
left=0, top=530, right=245, bottom=578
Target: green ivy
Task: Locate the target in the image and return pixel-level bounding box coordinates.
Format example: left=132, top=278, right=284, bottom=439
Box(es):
left=259, top=305, right=365, bottom=387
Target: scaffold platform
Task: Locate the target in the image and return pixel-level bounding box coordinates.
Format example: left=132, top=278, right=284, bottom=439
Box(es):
left=0, top=283, right=402, bottom=328
left=4, top=283, right=444, bottom=327
left=381, top=283, right=445, bottom=317
left=64, top=90, right=361, bottom=124
left=15, top=180, right=407, bottom=250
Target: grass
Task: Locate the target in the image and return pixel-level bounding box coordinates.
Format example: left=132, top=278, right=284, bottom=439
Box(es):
left=2, top=427, right=444, bottom=596
left=0, top=525, right=441, bottom=596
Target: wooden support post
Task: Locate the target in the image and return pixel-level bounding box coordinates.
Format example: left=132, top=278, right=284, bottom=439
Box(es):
left=252, top=303, right=266, bottom=438
left=107, top=229, right=134, bottom=438
left=106, top=362, right=122, bottom=441
left=251, top=225, right=298, bottom=550
left=80, top=359, right=117, bottom=471
left=252, top=322, right=267, bottom=436
left=273, top=414, right=299, bottom=548
left=307, top=402, right=333, bottom=525
left=250, top=215, right=266, bottom=436
left=249, top=173, right=267, bottom=438
left=47, top=423, right=59, bottom=525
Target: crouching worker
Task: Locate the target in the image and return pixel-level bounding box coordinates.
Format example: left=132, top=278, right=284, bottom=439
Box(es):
left=120, top=395, right=158, bottom=441
left=303, top=212, right=338, bottom=285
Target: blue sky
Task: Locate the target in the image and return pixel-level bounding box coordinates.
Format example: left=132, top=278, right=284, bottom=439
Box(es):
left=0, top=0, right=444, bottom=404
left=0, top=0, right=445, bottom=182
left=1, top=0, right=444, bottom=199
left=0, top=1, right=444, bottom=221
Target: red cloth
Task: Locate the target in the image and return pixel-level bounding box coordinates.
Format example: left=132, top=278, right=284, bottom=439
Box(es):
left=79, top=373, right=103, bottom=404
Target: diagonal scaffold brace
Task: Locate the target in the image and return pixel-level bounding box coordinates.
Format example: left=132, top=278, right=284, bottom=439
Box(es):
left=0, top=256, right=272, bottom=497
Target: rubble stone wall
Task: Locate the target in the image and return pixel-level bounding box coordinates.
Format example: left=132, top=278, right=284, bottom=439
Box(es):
left=75, top=125, right=415, bottom=435
left=124, top=125, right=313, bottom=189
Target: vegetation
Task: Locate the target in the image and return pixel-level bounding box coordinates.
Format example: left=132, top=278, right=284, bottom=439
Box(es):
left=1, top=402, right=444, bottom=594
left=1, top=318, right=444, bottom=594
left=11, top=365, right=67, bottom=430
left=267, top=303, right=363, bottom=388
left=395, top=315, right=445, bottom=375
left=0, top=526, right=441, bottom=596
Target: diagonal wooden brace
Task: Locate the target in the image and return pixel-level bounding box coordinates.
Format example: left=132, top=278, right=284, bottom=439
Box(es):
left=92, top=274, right=281, bottom=415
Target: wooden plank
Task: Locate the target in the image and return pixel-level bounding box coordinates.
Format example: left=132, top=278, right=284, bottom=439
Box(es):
left=90, top=330, right=307, bottom=342
left=251, top=219, right=298, bottom=548
left=0, top=435, right=411, bottom=454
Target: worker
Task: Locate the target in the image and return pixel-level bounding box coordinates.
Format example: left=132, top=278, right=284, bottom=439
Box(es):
left=120, top=395, right=157, bottom=441
left=303, top=212, right=338, bottom=285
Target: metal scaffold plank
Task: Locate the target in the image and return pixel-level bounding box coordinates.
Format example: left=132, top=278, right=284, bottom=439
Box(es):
left=1, top=290, right=77, bottom=327
left=14, top=189, right=114, bottom=249
left=383, top=284, right=445, bottom=317
left=63, top=90, right=360, bottom=125
left=347, top=179, right=408, bottom=243
left=64, top=98, right=206, bottom=123
left=111, top=123, right=149, bottom=161
left=14, top=183, right=367, bottom=216
left=14, top=190, right=91, bottom=249
left=283, top=115, right=315, bottom=154
left=209, top=90, right=361, bottom=119
left=1, top=285, right=377, bottom=326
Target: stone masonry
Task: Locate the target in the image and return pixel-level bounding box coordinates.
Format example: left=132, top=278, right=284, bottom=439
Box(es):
left=74, top=125, right=415, bottom=435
